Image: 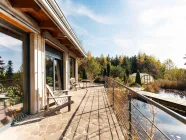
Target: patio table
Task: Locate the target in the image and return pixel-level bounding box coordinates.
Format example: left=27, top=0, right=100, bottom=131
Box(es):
left=81, top=79, right=91, bottom=89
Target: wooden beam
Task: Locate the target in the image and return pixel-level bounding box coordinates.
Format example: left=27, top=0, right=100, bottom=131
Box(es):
left=0, top=12, right=32, bottom=32
left=9, top=0, right=41, bottom=12
left=53, top=32, right=66, bottom=39
left=60, top=40, right=71, bottom=45
left=39, top=20, right=57, bottom=30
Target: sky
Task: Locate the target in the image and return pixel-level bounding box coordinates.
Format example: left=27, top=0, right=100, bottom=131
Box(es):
left=0, top=33, right=22, bottom=72
left=56, top=0, right=186, bottom=68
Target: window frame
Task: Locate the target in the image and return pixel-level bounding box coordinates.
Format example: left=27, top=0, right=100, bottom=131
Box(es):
left=0, top=18, right=30, bottom=113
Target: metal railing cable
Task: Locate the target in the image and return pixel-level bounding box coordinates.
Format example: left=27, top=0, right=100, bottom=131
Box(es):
left=106, top=77, right=186, bottom=125
left=103, top=77, right=186, bottom=140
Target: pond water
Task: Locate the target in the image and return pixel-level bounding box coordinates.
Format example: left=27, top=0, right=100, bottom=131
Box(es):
left=132, top=99, right=186, bottom=140
left=158, top=90, right=186, bottom=101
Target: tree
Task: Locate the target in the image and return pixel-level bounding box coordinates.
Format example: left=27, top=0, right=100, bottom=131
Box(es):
left=131, top=55, right=137, bottom=73
left=107, top=62, right=111, bottom=77
left=163, top=59, right=175, bottom=80
left=110, top=66, right=124, bottom=78
left=103, top=68, right=107, bottom=77
left=106, top=54, right=110, bottom=62
left=82, top=68, right=87, bottom=79
left=6, top=60, right=13, bottom=79
left=112, top=55, right=120, bottom=66
left=98, top=54, right=107, bottom=76
left=135, top=70, right=141, bottom=85
left=163, top=59, right=175, bottom=70
left=0, top=56, right=5, bottom=74
left=85, top=57, right=101, bottom=80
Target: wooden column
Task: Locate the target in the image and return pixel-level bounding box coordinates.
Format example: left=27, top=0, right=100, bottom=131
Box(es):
left=30, top=33, right=45, bottom=114
left=75, top=58, right=78, bottom=82
left=63, top=52, right=69, bottom=90
left=30, top=33, right=37, bottom=114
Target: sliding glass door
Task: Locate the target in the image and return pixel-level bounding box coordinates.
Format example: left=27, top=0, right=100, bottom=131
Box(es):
left=0, top=18, right=29, bottom=128
left=45, top=44, right=63, bottom=93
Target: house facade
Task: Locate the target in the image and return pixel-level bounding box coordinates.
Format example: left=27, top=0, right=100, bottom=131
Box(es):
left=0, top=0, right=86, bottom=120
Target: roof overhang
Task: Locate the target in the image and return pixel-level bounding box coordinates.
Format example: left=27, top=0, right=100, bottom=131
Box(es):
left=7, top=0, right=86, bottom=58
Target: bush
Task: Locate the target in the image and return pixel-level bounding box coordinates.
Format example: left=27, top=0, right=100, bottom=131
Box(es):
left=145, top=82, right=160, bottom=93
left=7, top=85, right=22, bottom=105
left=115, top=77, right=123, bottom=83
left=94, top=76, right=104, bottom=83
left=145, top=79, right=186, bottom=93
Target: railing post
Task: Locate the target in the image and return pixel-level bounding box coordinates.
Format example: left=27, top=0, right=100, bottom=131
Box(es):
left=128, top=93, right=132, bottom=139
left=112, top=81, right=114, bottom=110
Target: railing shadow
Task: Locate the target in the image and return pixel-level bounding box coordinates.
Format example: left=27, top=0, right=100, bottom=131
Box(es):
left=60, top=88, right=125, bottom=140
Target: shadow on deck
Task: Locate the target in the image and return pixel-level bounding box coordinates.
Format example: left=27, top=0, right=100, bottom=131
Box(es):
left=0, top=85, right=125, bottom=140
left=60, top=88, right=125, bottom=140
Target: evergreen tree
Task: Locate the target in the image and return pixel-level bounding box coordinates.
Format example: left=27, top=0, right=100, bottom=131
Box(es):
left=114, top=55, right=120, bottom=66
left=103, top=68, right=107, bottom=76
left=131, top=55, right=137, bottom=73
left=135, top=70, right=141, bottom=85
left=0, top=56, right=4, bottom=74
left=6, top=60, right=13, bottom=79
left=106, top=54, right=110, bottom=62
left=107, top=63, right=111, bottom=77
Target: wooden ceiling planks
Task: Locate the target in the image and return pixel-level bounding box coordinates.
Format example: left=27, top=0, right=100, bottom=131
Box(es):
left=8, top=0, right=82, bottom=57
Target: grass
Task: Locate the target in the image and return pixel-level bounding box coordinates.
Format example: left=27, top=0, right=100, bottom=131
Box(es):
left=145, top=79, right=186, bottom=93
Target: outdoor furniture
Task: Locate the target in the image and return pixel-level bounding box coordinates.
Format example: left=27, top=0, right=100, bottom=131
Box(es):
left=46, top=84, right=71, bottom=111
left=81, top=79, right=91, bottom=89
left=70, top=78, right=78, bottom=91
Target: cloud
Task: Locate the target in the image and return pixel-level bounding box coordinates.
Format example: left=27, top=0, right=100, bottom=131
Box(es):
left=56, top=0, right=112, bottom=24
left=56, top=0, right=186, bottom=68
left=113, top=0, right=186, bottom=68
left=0, top=33, right=22, bottom=51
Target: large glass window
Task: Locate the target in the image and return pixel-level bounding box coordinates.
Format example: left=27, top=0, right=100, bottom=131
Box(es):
left=46, top=56, right=54, bottom=90
left=69, top=57, right=75, bottom=78
left=45, top=44, right=63, bottom=93
left=55, top=59, right=62, bottom=90
left=0, top=20, right=29, bottom=128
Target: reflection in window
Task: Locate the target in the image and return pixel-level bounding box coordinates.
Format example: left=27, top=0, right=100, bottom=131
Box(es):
left=0, top=32, right=23, bottom=127
left=55, top=59, right=62, bottom=90
left=46, top=56, right=53, bottom=89
left=69, top=57, right=75, bottom=78
left=46, top=55, right=62, bottom=93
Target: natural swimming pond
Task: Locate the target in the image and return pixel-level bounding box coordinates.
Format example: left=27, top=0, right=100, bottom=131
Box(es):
left=159, top=90, right=186, bottom=101
left=132, top=99, right=186, bottom=140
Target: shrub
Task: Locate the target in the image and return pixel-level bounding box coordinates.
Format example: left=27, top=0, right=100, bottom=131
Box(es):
left=94, top=76, right=104, bottom=83
left=145, top=81, right=160, bottom=93
left=145, top=79, right=186, bottom=93
left=115, top=77, right=123, bottom=83
left=7, top=85, right=22, bottom=105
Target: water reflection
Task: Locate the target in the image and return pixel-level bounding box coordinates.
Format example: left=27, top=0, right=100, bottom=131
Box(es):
left=159, top=90, right=186, bottom=100
left=132, top=99, right=186, bottom=139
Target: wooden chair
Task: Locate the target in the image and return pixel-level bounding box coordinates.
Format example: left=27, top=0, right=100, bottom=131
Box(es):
left=70, top=78, right=78, bottom=91
left=46, top=84, right=72, bottom=111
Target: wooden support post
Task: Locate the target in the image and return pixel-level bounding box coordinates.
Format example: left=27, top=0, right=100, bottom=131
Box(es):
left=128, top=94, right=132, bottom=139
left=68, top=96, right=71, bottom=112
left=112, top=81, right=115, bottom=110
